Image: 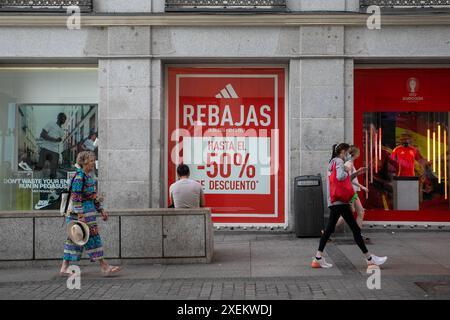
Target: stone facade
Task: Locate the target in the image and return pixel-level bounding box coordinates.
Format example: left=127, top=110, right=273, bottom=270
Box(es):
left=1, top=1, right=450, bottom=230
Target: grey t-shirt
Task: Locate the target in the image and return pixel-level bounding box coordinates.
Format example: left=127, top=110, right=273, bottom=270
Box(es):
left=169, top=178, right=203, bottom=208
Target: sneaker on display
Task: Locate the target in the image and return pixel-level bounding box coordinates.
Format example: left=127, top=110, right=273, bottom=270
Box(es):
left=48, top=192, right=60, bottom=203
left=367, top=254, right=387, bottom=266
left=18, top=161, right=33, bottom=171
left=311, top=257, right=333, bottom=269
left=34, top=200, right=50, bottom=210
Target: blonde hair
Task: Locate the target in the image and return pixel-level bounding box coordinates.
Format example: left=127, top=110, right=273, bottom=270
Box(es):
left=76, top=151, right=96, bottom=167
left=349, top=145, right=360, bottom=157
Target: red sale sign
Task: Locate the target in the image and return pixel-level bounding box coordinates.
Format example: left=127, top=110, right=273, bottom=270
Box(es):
left=167, top=67, right=286, bottom=225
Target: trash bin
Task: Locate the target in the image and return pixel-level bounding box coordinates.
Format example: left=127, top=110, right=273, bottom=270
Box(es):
left=294, top=175, right=324, bottom=237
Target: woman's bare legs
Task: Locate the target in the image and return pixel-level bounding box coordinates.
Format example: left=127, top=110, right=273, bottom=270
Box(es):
left=60, top=260, right=70, bottom=274
left=354, top=198, right=365, bottom=229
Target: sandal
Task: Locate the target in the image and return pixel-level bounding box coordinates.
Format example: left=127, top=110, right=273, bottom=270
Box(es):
left=59, top=271, right=71, bottom=277
left=101, top=265, right=122, bottom=277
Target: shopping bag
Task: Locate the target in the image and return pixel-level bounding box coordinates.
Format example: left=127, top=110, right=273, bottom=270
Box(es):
left=329, top=162, right=355, bottom=203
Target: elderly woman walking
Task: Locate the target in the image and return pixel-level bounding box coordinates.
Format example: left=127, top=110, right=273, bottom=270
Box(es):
left=59, top=151, right=121, bottom=276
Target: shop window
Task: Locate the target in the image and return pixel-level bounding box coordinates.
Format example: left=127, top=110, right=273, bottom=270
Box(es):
left=355, top=68, right=450, bottom=222
left=0, top=67, right=98, bottom=211
left=363, top=112, right=449, bottom=212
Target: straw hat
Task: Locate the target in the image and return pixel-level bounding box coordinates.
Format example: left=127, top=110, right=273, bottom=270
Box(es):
left=67, top=220, right=90, bottom=246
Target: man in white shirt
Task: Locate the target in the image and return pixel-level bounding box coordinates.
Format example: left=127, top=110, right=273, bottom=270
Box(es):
left=35, top=112, right=66, bottom=179
left=34, top=113, right=66, bottom=209
left=169, top=164, right=205, bottom=208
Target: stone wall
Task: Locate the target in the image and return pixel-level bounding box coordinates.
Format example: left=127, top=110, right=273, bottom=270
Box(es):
left=0, top=209, right=214, bottom=265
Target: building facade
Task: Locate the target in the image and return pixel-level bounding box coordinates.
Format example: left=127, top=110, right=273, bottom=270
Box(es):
left=1, top=0, right=450, bottom=230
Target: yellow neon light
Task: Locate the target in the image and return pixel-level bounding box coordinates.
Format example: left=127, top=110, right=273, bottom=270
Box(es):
left=427, top=128, right=431, bottom=162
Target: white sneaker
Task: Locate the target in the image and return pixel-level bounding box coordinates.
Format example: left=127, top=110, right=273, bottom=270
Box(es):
left=18, top=161, right=32, bottom=171
left=48, top=192, right=60, bottom=202
left=367, top=254, right=387, bottom=266
left=34, top=200, right=50, bottom=210
left=311, top=257, right=333, bottom=268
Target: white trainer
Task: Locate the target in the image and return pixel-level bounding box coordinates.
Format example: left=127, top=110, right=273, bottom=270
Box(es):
left=34, top=200, right=50, bottom=210
left=18, top=161, right=32, bottom=171
left=367, top=254, right=387, bottom=266
left=311, top=257, right=333, bottom=268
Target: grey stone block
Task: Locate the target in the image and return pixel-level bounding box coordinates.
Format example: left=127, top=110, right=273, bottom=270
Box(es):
left=275, top=27, right=301, bottom=56
left=107, top=119, right=150, bottom=150
left=106, top=150, right=150, bottom=181
left=0, top=218, right=33, bottom=260
left=300, top=85, right=344, bottom=118
left=0, top=28, right=106, bottom=57
left=152, top=27, right=290, bottom=57
left=344, top=86, right=354, bottom=142
left=34, top=217, right=66, bottom=259
left=100, top=60, right=151, bottom=88
left=300, top=59, right=344, bottom=86
left=297, top=0, right=346, bottom=11
left=120, top=216, right=163, bottom=258
left=95, top=0, right=153, bottom=13
left=163, top=215, right=206, bottom=257
left=104, top=86, right=151, bottom=121
left=289, top=59, right=301, bottom=119
left=299, top=151, right=330, bottom=177
left=98, top=216, right=120, bottom=258
left=300, top=26, right=344, bottom=55
left=300, top=118, right=345, bottom=151
left=103, top=181, right=150, bottom=209
left=34, top=217, right=119, bottom=260
left=345, top=26, right=450, bottom=57
left=107, top=27, right=151, bottom=56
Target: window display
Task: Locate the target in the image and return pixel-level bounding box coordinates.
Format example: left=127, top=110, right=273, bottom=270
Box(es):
left=355, top=68, right=450, bottom=222
left=363, top=112, right=448, bottom=212
left=0, top=67, right=98, bottom=211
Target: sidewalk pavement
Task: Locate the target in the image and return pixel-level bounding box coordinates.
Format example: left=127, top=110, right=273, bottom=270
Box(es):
left=0, top=231, right=449, bottom=300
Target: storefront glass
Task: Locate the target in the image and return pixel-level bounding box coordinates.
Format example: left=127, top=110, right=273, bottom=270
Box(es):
left=355, top=68, right=450, bottom=222
left=0, top=68, right=98, bottom=211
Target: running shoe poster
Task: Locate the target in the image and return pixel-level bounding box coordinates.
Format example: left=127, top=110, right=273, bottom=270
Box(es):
left=166, top=67, right=286, bottom=225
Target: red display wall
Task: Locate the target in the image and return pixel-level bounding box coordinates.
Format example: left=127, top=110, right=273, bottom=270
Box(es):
left=355, top=68, right=450, bottom=222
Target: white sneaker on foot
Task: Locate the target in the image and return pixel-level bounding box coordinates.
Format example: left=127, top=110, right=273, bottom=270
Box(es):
left=367, top=254, right=387, bottom=266
left=311, top=257, right=333, bottom=268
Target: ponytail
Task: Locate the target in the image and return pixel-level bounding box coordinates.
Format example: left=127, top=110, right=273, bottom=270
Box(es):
left=330, top=144, right=338, bottom=162
left=330, top=143, right=350, bottom=162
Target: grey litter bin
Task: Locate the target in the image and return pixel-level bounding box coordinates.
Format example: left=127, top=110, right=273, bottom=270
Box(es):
left=294, top=175, right=324, bottom=237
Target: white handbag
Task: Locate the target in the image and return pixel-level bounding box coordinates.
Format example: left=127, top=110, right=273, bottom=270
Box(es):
left=60, top=173, right=85, bottom=216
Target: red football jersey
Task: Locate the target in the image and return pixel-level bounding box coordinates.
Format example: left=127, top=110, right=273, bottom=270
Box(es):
left=391, top=145, right=417, bottom=177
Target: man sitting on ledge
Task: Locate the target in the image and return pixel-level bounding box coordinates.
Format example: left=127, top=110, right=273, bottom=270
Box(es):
left=169, top=164, right=205, bottom=208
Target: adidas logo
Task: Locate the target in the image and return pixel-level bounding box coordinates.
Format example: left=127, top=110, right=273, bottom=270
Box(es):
left=215, top=84, right=239, bottom=99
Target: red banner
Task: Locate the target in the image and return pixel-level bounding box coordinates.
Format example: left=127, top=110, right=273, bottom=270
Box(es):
left=167, top=67, right=286, bottom=225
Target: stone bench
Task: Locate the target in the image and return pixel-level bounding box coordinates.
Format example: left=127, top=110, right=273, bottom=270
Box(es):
left=0, top=208, right=214, bottom=267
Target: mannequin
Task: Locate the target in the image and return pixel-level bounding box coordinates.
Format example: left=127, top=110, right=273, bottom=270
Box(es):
left=390, top=135, right=418, bottom=177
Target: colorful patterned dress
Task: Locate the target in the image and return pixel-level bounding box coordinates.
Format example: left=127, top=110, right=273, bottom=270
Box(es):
left=63, top=168, right=104, bottom=262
